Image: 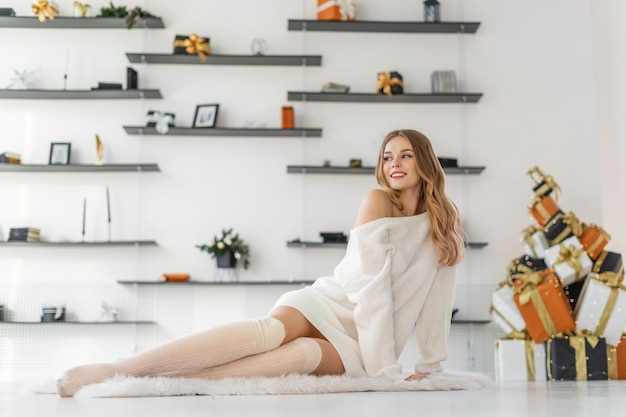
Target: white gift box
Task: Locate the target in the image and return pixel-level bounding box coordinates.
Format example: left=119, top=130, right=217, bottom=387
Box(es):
left=544, top=235, right=592, bottom=286
left=575, top=275, right=626, bottom=346
left=522, top=230, right=550, bottom=259
left=494, top=339, right=547, bottom=382
left=491, top=286, right=526, bottom=334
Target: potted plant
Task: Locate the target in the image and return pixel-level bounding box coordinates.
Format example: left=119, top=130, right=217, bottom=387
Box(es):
left=196, top=228, right=250, bottom=269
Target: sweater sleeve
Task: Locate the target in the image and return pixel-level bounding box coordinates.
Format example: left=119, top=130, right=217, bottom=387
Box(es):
left=333, top=222, right=402, bottom=377
left=413, top=265, right=457, bottom=375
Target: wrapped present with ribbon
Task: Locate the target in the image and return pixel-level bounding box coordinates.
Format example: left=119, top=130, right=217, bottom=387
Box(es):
left=527, top=166, right=561, bottom=201
left=544, top=211, right=583, bottom=245
left=579, top=223, right=611, bottom=260
left=491, top=284, right=526, bottom=335
left=544, top=235, right=592, bottom=286
left=32, top=0, right=59, bottom=22
left=521, top=225, right=550, bottom=259
left=546, top=334, right=608, bottom=380
left=507, top=256, right=547, bottom=286
left=574, top=272, right=626, bottom=346
left=563, top=280, right=585, bottom=310
left=610, top=334, right=626, bottom=380
left=592, top=250, right=624, bottom=276
left=173, top=34, right=211, bottom=62
left=494, top=336, right=547, bottom=382
left=528, top=195, right=560, bottom=227
left=513, top=268, right=575, bottom=343
left=317, top=0, right=356, bottom=21
left=376, top=71, right=404, bottom=97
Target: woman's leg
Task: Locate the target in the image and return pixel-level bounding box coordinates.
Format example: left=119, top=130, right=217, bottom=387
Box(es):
left=57, top=317, right=285, bottom=397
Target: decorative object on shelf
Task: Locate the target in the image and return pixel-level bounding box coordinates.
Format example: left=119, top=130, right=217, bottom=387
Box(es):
left=349, top=159, right=361, bottom=167
left=32, top=0, right=59, bottom=23
left=431, top=70, right=457, bottom=93
left=0, top=305, right=4, bottom=321
left=6, top=68, right=39, bottom=90
left=8, top=227, right=41, bottom=242
left=281, top=106, right=294, bottom=129
left=96, top=2, right=158, bottom=29
left=317, top=0, right=355, bottom=21
left=0, top=151, right=21, bottom=164
left=159, top=273, right=190, bottom=282
left=73, top=1, right=91, bottom=17
left=0, top=8, right=15, bottom=16
left=126, top=67, right=137, bottom=89
left=321, top=82, right=350, bottom=93
left=173, top=34, right=211, bottom=62
left=95, top=134, right=104, bottom=165
left=376, top=71, right=404, bottom=96
left=320, top=231, right=347, bottom=243
left=250, top=37, right=268, bottom=56
left=41, top=306, right=65, bottom=322
left=423, top=0, right=440, bottom=22
left=437, top=157, right=458, bottom=168
left=323, top=160, right=331, bottom=167
left=49, top=142, right=71, bottom=165
left=193, top=103, right=219, bottom=128
left=96, top=301, right=119, bottom=322
left=91, top=82, right=123, bottom=90
left=146, top=110, right=175, bottom=134
left=196, top=228, right=251, bottom=270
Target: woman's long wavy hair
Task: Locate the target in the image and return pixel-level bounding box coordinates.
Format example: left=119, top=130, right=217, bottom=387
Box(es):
left=375, top=129, right=465, bottom=267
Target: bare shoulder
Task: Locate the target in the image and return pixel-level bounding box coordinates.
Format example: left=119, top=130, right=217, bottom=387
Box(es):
left=354, top=189, right=393, bottom=227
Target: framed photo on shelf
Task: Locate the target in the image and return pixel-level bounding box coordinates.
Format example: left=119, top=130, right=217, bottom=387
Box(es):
left=193, top=104, right=219, bottom=128
left=49, top=142, right=72, bottom=165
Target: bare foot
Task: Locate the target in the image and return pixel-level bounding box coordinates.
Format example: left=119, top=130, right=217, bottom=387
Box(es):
left=56, top=363, right=117, bottom=397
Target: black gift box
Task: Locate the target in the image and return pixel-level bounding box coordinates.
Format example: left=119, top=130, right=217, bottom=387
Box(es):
left=173, top=34, right=210, bottom=55
left=547, top=336, right=608, bottom=380
left=507, top=255, right=547, bottom=284
left=563, top=281, right=585, bottom=309
left=544, top=211, right=573, bottom=244
left=592, top=250, right=624, bottom=275
left=377, top=71, right=403, bottom=95
left=533, top=179, right=556, bottom=200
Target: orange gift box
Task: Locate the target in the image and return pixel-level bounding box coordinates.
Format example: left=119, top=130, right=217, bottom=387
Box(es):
left=513, top=269, right=575, bottom=343
left=317, top=0, right=355, bottom=21
left=580, top=223, right=611, bottom=260
left=529, top=195, right=560, bottom=227
left=161, top=273, right=189, bottom=282
left=617, top=336, right=626, bottom=379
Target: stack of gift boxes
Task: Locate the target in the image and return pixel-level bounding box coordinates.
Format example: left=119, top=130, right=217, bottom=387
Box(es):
left=492, top=166, right=626, bottom=382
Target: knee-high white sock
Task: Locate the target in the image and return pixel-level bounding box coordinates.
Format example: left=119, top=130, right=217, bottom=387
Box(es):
left=174, top=337, right=323, bottom=380
left=56, top=317, right=285, bottom=397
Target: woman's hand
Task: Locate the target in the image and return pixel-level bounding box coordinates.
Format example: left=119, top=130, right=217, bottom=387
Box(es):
left=405, top=374, right=427, bottom=381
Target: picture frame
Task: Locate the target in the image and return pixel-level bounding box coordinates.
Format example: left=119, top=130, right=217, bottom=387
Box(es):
left=49, top=142, right=72, bottom=165
left=193, top=104, right=219, bottom=128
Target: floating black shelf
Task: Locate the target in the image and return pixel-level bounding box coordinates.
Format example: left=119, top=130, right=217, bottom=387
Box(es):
left=117, top=280, right=314, bottom=286
left=287, top=240, right=488, bottom=249
left=0, top=320, right=156, bottom=325
left=451, top=320, right=491, bottom=325
left=0, top=16, right=164, bottom=29
left=0, top=240, right=158, bottom=247
left=123, top=126, right=323, bottom=138
left=126, top=53, right=322, bottom=66
left=286, top=165, right=485, bottom=175
left=288, top=19, right=480, bottom=34
left=287, top=91, right=482, bottom=103
left=0, top=89, right=162, bottom=100
left=0, top=163, right=159, bottom=172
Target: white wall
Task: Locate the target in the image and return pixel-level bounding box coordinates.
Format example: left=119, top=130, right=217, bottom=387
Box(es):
left=0, top=0, right=619, bottom=380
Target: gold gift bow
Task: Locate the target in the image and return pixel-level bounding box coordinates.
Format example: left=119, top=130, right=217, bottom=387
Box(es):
left=552, top=243, right=584, bottom=281
left=507, top=262, right=533, bottom=287
left=173, top=34, right=211, bottom=62
left=533, top=175, right=561, bottom=202
left=548, top=211, right=583, bottom=244
left=376, top=72, right=403, bottom=97
left=583, top=224, right=612, bottom=257
left=526, top=166, right=546, bottom=185
left=590, top=272, right=626, bottom=337
left=73, top=2, right=91, bottom=17
left=516, top=269, right=558, bottom=337
left=568, top=334, right=600, bottom=381
left=32, top=0, right=59, bottom=22
left=521, top=225, right=543, bottom=258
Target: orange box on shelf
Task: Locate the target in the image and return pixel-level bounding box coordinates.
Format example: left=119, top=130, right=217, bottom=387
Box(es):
left=317, top=0, right=355, bottom=21
left=513, top=269, right=575, bottom=343
left=580, top=224, right=611, bottom=260
left=161, top=273, right=189, bottom=282
left=529, top=195, right=560, bottom=227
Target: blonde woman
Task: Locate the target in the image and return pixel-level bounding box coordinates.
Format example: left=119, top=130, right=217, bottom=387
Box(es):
left=57, top=129, right=465, bottom=396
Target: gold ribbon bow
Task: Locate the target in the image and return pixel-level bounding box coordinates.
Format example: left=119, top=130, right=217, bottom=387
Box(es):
left=526, top=166, right=546, bottom=185
left=376, top=72, right=403, bottom=97
left=534, top=175, right=561, bottom=201
left=607, top=344, right=618, bottom=380
left=553, top=244, right=584, bottom=281
left=559, top=211, right=583, bottom=239
left=590, top=272, right=626, bottom=338
left=521, top=225, right=543, bottom=258
left=516, top=269, right=558, bottom=337
left=73, top=2, right=91, bottom=17
left=32, top=0, right=59, bottom=22
left=174, top=34, right=211, bottom=62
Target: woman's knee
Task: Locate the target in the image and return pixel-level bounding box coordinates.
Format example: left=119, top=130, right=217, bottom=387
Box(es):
left=311, top=338, right=345, bottom=376
left=269, top=306, right=311, bottom=343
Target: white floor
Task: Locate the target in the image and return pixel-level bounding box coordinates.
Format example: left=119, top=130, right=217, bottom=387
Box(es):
left=2, top=380, right=626, bottom=417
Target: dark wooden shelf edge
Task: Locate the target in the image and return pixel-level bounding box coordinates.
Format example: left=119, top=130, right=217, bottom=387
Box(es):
left=0, top=163, right=160, bottom=172
left=286, top=165, right=485, bottom=175
left=451, top=320, right=491, bottom=324
left=126, top=53, right=322, bottom=66
left=123, top=126, right=322, bottom=138
left=117, top=280, right=314, bottom=286
left=0, top=89, right=162, bottom=100
left=287, top=19, right=480, bottom=34
left=287, top=91, right=482, bottom=103
left=0, top=240, right=158, bottom=246
left=0, top=16, right=164, bottom=29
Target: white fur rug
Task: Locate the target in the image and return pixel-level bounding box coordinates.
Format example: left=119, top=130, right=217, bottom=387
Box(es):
left=32, top=372, right=494, bottom=397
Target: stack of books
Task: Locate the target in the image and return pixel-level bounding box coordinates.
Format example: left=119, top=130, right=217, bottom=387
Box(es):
left=8, top=227, right=41, bottom=242
left=321, top=82, right=350, bottom=93
left=0, top=152, right=21, bottom=164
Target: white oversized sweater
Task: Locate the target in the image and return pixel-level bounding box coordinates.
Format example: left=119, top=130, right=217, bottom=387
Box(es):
left=274, top=214, right=457, bottom=377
